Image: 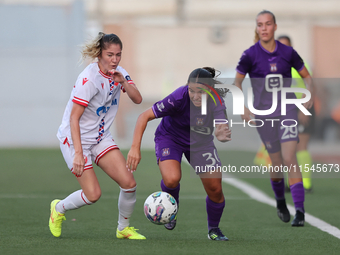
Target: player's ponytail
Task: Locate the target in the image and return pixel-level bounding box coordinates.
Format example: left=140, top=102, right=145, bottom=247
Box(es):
left=202, top=67, right=229, bottom=98
left=202, top=67, right=216, bottom=78
left=188, top=67, right=228, bottom=98
left=80, top=32, right=123, bottom=62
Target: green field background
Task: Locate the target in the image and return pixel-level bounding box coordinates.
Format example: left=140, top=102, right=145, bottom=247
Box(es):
left=0, top=149, right=339, bottom=255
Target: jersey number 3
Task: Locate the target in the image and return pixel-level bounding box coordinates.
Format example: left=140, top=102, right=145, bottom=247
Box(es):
left=202, top=149, right=221, bottom=167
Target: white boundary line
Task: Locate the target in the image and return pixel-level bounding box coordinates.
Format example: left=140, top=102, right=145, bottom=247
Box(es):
left=222, top=175, right=340, bottom=239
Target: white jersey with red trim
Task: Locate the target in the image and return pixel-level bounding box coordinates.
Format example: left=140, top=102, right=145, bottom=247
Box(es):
left=57, top=63, right=134, bottom=145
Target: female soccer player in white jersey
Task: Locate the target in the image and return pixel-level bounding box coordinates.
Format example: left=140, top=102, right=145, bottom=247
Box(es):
left=235, top=10, right=314, bottom=226
left=49, top=32, right=145, bottom=239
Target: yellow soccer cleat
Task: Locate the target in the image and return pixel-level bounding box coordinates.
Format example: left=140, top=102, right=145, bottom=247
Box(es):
left=116, top=227, right=146, bottom=240
left=49, top=199, right=66, bottom=237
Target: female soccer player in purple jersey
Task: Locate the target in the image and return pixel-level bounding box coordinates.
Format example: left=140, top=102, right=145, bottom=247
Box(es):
left=235, top=10, right=314, bottom=226
left=127, top=67, right=231, bottom=241
left=49, top=33, right=145, bottom=240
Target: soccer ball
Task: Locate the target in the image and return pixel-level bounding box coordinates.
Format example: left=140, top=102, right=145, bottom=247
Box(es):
left=144, top=191, right=178, bottom=225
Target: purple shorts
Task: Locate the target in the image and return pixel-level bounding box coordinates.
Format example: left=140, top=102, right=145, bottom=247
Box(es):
left=155, top=137, right=221, bottom=174
left=256, top=109, right=299, bottom=153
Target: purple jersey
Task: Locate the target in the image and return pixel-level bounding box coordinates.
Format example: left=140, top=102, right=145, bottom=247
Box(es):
left=152, top=85, right=227, bottom=147
left=236, top=40, right=304, bottom=117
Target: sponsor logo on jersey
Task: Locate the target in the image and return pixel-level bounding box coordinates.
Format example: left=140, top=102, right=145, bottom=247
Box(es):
left=125, top=75, right=131, bottom=81
left=268, top=57, right=276, bottom=61
left=270, top=63, right=277, bottom=72
left=101, top=83, right=104, bottom=89
left=96, top=99, right=117, bottom=116
left=96, top=106, right=106, bottom=116
left=162, top=148, right=170, bottom=157
left=157, top=102, right=165, bottom=112
left=82, top=78, right=88, bottom=85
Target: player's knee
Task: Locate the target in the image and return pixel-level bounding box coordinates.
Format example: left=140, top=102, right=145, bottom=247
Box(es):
left=282, top=155, right=296, bottom=167
left=119, top=180, right=137, bottom=190
left=209, top=185, right=223, bottom=196
left=85, top=189, right=102, bottom=203
left=207, top=189, right=224, bottom=203
left=163, top=178, right=180, bottom=189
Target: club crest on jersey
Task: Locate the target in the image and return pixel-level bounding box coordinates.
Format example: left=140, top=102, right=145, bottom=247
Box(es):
left=270, top=63, right=277, bottom=72
left=196, top=118, right=204, bottom=126
left=162, top=148, right=170, bottom=157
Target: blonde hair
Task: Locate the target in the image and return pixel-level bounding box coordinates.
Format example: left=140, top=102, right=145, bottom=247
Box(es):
left=80, top=32, right=123, bottom=62
left=254, top=28, right=260, bottom=44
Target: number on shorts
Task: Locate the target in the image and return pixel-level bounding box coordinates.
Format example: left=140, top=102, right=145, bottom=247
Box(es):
left=213, top=149, right=221, bottom=163
left=202, top=152, right=216, bottom=167
left=281, top=125, right=298, bottom=140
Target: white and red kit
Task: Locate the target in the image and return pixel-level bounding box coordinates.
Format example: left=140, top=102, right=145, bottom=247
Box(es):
left=57, top=62, right=133, bottom=145
left=57, top=63, right=134, bottom=170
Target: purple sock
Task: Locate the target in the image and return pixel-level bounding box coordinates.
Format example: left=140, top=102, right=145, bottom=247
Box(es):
left=290, top=182, right=305, bottom=213
left=160, top=179, right=180, bottom=205
left=206, top=196, right=225, bottom=231
left=270, top=179, right=285, bottom=200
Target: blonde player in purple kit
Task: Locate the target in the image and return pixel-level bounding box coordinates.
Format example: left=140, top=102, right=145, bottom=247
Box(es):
left=235, top=10, right=314, bottom=226
left=49, top=32, right=145, bottom=239
left=127, top=67, right=231, bottom=241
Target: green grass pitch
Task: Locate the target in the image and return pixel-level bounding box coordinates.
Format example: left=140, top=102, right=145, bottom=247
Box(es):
left=0, top=148, right=339, bottom=255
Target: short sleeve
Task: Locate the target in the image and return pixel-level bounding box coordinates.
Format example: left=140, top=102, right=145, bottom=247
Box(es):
left=236, top=50, right=252, bottom=75
left=291, top=49, right=305, bottom=72
left=152, top=87, right=185, bottom=118
left=72, top=77, right=98, bottom=107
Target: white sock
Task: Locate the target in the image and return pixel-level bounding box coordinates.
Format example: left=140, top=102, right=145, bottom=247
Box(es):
left=117, top=186, right=136, bottom=231
left=55, top=190, right=93, bottom=214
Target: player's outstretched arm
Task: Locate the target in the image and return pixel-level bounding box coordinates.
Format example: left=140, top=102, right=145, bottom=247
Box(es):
left=109, top=69, right=142, bottom=104
left=127, top=108, right=156, bottom=172
left=215, top=124, right=232, bottom=143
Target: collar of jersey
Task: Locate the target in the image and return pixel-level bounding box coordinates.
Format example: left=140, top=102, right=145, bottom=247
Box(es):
left=99, top=70, right=112, bottom=79
left=258, top=40, right=278, bottom=54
